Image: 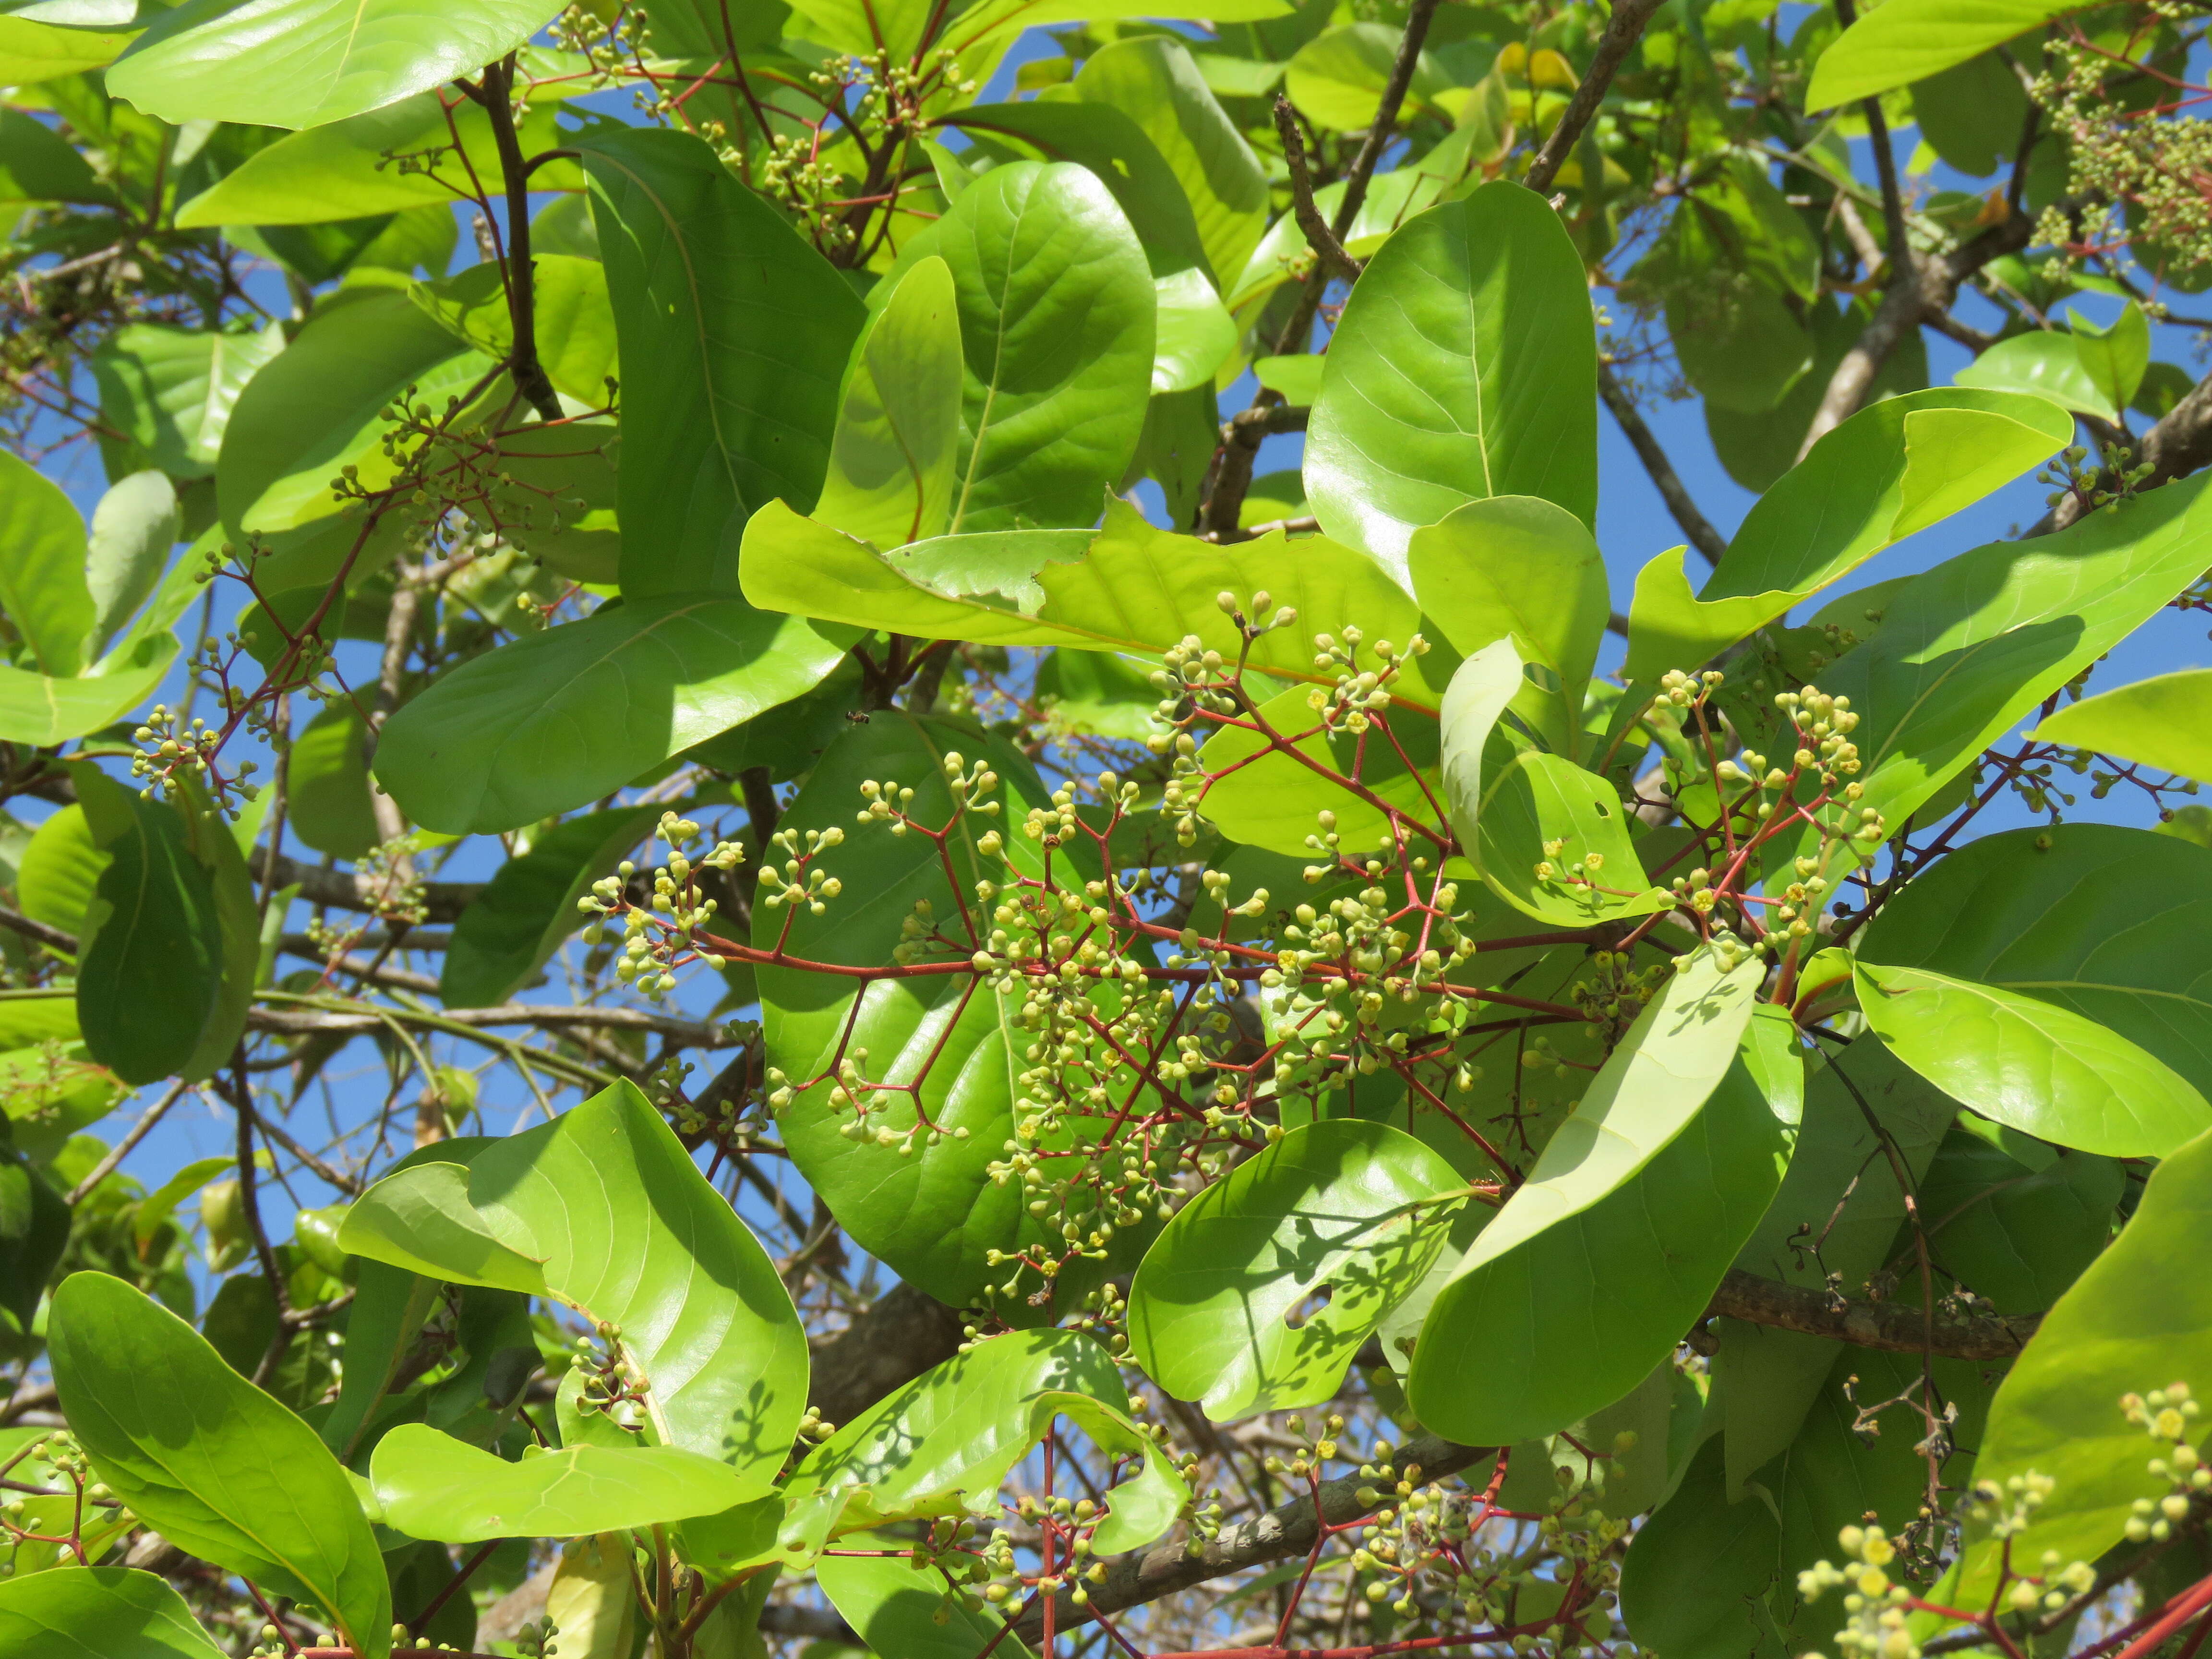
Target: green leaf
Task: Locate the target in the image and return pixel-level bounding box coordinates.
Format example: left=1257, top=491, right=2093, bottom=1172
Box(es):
left=791, top=1328, right=1184, bottom=1555
left=1854, top=961, right=2211, bottom=1157
left=91, top=323, right=285, bottom=480
left=2075, top=302, right=2152, bottom=411
left=0, top=16, right=132, bottom=85
left=173, top=94, right=576, bottom=228
left=1918, top=1125, right=2121, bottom=1313
left=742, top=495, right=1454, bottom=710
left=216, top=289, right=488, bottom=537
left=0, top=1567, right=227, bottom=1659
left=1859, top=823, right=2212, bottom=1111
left=1127, top=1118, right=1465, bottom=1421
left=74, top=777, right=226, bottom=1087
left=1954, top=330, right=2117, bottom=421
left=1955, top=1124, right=2212, bottom=1599
left=286, top=704, right=379, bottom=861
left=1226, top=136, right=1473, bottom=313
left=1408, top=950, right=1785, bottom=1445
left=1808, top=0, right=2088, bottom=110
left=1408, top=495, right=1609, bottom=755
left=373, top=593, right=846, bottom=834
left=883, top=159, right=1154, bottom=535
left=1072, top=36, right=1269, bottom=291
left=1196, top=678, right=1443, bottom=857
left=85, top=472, right=179, bottom=660
left=411, top=256, right=618, bottom=407
left=440, top=806, right=658, bottom=1008
left=1284, top=22, right=1450, bottom=131
left=339, top=1082, right=807, bottom=1479
left=581, top=126, right=865, bottom=597
left=0, top=1147, right=68, bottom=1351
left=131, top=1155, right=236, bottom=1257
left=0, top=106, right=113, bottom=206
left=0, top=636, right=181, bottom=749
left=371, top=1426, right=772, bottom=1543
left=816, top=1536, right=1037, bottom=1659
left=19, top=804, right=108, bottom=944
left=0, top=446, right=95, bottom=678
left=1470, top=750, right=1671, bottom=928
left=320, top=1261, right=440, bottom=1463
left=1623, top=389, right=2071, bottom=682
left=1305, top=185, right=1597, bottom=577
left=48, top=1273, right=391, bottom=1657
left=1150, top=264, right=1239, bottom=395
left=1911, top=49, right=2030, bottom=176
left=813, top=255, right=964, bottom=551
left=108, top=0, right=563, bottom=130
left=1796, top=468, right=2212, bottom=862
left=2034, top=667, right=2212, bottom=780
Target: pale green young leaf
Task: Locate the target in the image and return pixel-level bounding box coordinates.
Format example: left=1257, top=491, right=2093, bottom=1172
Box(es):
left=0, top=15, right=132, bottom=84
left=2034, top=668, right=2212, bottom=781
left=48, top=1274, right=391, bottom=1658
left=84, top=471, right=178, bottom=660
left=341, top=1083, right=807, bottom=1479
left=1854, top=961, right=2212, bottom=1157
left=1438, top=634, right=1529, bottom=864
left=1073, top=36, right=1269, bottom=291
left=0, top=637, right=180, bottom=749
left=1954, top=331, right=2117, bottom=421
left=581, top=126, right=864, bottom=597
left=1623, top=389, right=2070, bottom=681
left=1807, top=0, right=2088, bottom=110
left=373, top=594, right=845, bottom=835
left=91, top=322, right=286, bottom=479
left=1408, top=950, right=1779, bottom=1445
left=18, top=803, right=107, bottom=944
left=1305, top=185, right=1597, bottom=578
left=0, top=1567, right=227, bottom=1659
left=814, top=255, right=964, bottom=551
left=1127, top=1119, right=1466, bottom=1421
left=371, top=1426, right=772, bottom=1543
left=817, top=1536, right=1039, bottom=1659
left=2073, top=301, right=2151, bottom=412
left=1151, top=265, right=1239, bottom=394
left=1473, top=750, right=1670, bottom=927
left=108, top=0, right=564, bottom=129
left=1283, top=22, right=1450, bottom=131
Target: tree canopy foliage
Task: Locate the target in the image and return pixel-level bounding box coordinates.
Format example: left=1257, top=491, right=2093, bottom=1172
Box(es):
left=4, top=0, right=2212, bottom=1655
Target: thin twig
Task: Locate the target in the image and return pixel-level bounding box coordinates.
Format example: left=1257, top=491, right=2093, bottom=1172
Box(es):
left=1596, top=362, right=1729, bottom=567
left=67, top=1080, right=192, bottom=1204
left=1274, top=96, right=1362, bottom=283
left=1525, top=0, right=1667, bottom=194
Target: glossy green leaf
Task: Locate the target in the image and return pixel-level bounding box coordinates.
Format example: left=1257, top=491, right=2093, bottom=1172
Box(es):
left=216, top=289, right=487, bottom=537
left=1954, top=331, right=2117, bottom=421
left=1854, top=961, right=2211, bottom=1157
left=1623, top=389, right=2071, bottom=682
left=1284, top=21, right=1449, bottom=130
left=48, top=1273, right=390, bottom=1657
left=1073, top=36, right=1269, bottom=290
left=0, top=446, right=94, bottom=678
left=373, top=593, right=845, bottom=834
left=813, top=255, right=964, bottom=551
left=1437, top=633, right=1529, bottom=864
left=1956, top=1124, right=2212, bottom=1599
left=1911, top=49, right=2030, bottom=176
left=1128, top=1118, right=1465, bottom=1421
left=791, top=1327, right=1184, bottom=1554
left=0, top=1567, right=227, bottom=1659
left=1409, top=949, right=1783, bottom=1445
left=743, top=494, right=1455, bottom=709
left=1305, top=185, right=1597, bottom=577
left=371, top=1425, right=772, bottom=1543
left=18, top=804, right=108, bottom=944
left=883, top=159, right=1154, bottom=535
left=0, top=1143, right=68, bottom=1350
left=817, top=1536, right=1037, bottom=1659
left=581, top=126, right=864, bottom=597
left=1408, top=495, right=1609, bottom=755
left=1860, top=823, right=2212, bottom=1109
left=759, top=712, right=1082, bottom=1310
left=108, top=0, right=563, bottom=129
left=1919, top=1125, right=2120, bottom=1314
left=0, top=16, right=132, bottom=84
left=1196, top=678, right=1443, bottom=857
left=1470, top=750, right=1670, bottom=927
left=286, top=703, right=379, bottom=861
left=2035, top=667, right=2212, bottom=781
left=440, top=806, right=657, bottom=1008
left=2074, top=301, right=2151, bottom=410
left=411, top=256, right=618, bottom=407
left=1809, top=0, right=2090, bottom=111
left=339, top=1082, right=806, bottom=1479
left=1226, top=135, right=1475, bottom=312
left=1150, top=265, right=1239, bottom=394
left=319, top=1261, right=440, bottom=1463
left=1794, top=469, right=2212, bottom=864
